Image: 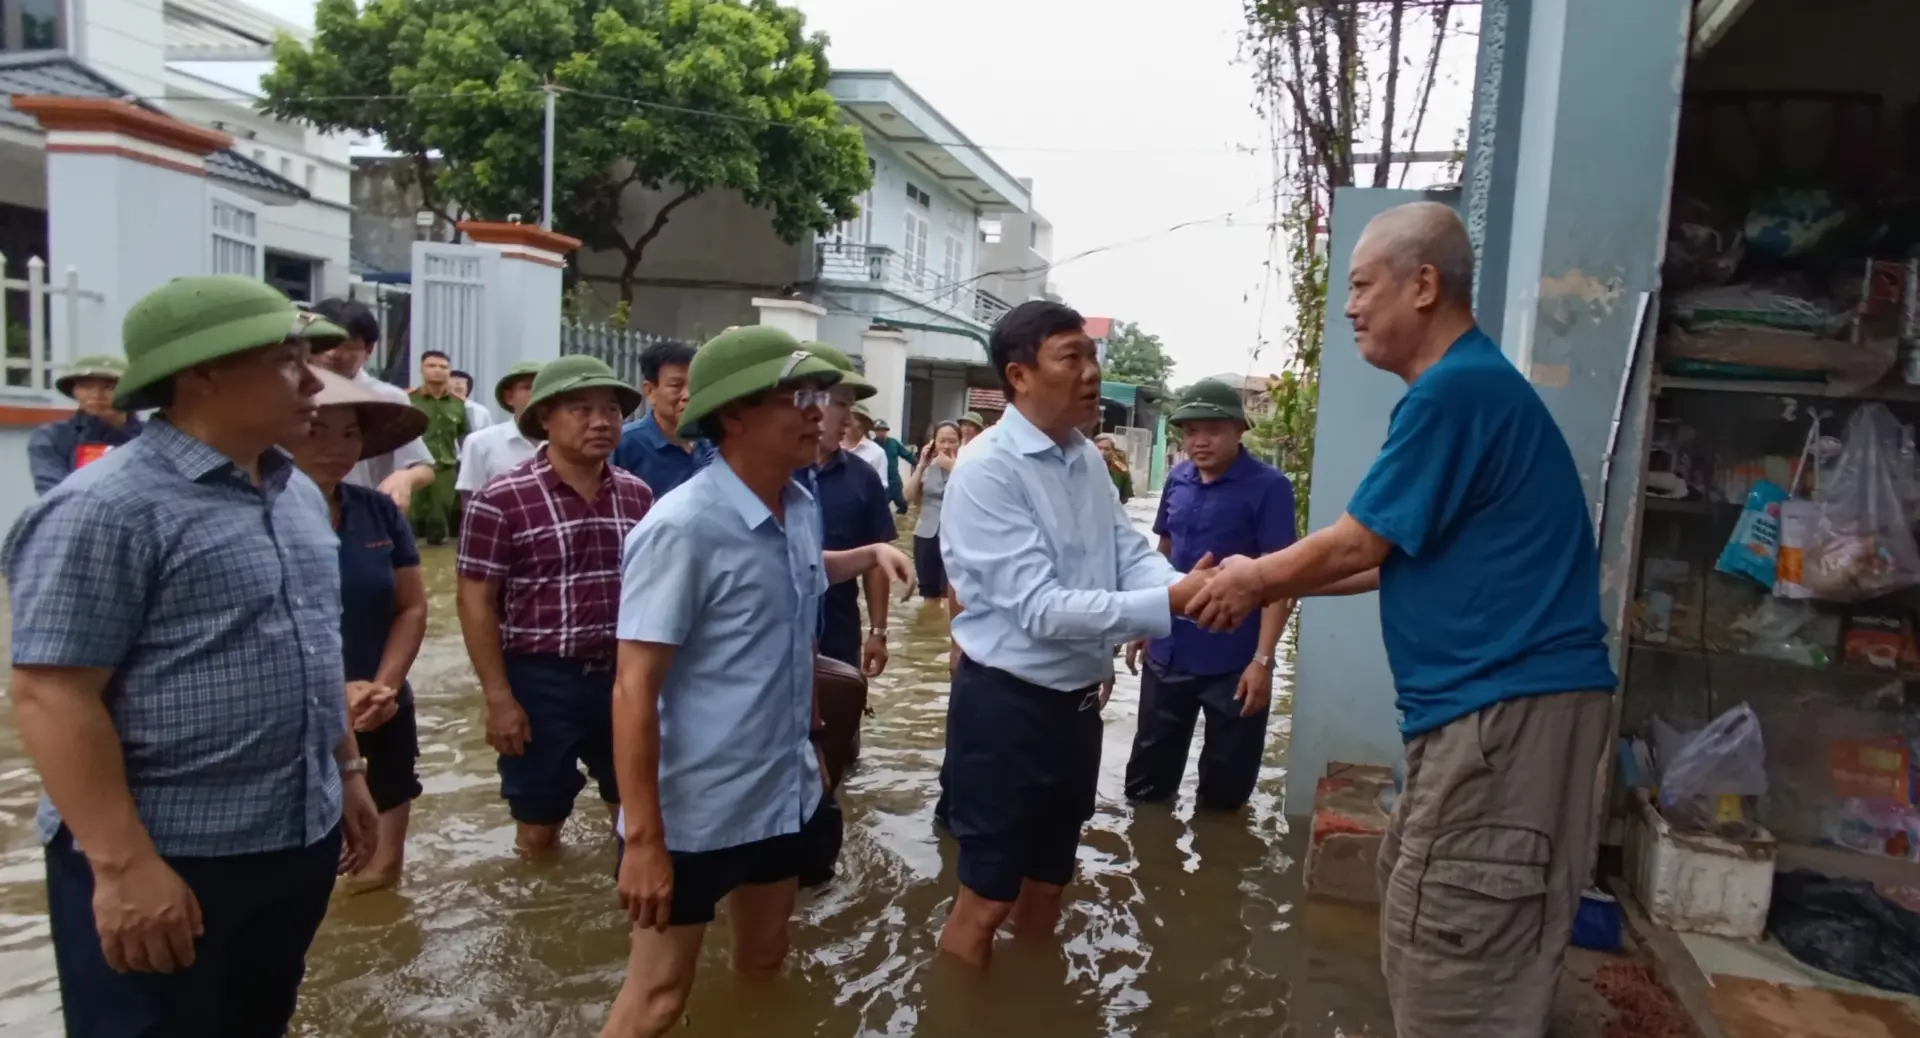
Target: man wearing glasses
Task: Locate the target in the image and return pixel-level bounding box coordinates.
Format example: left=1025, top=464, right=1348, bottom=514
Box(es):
left=456, top=356, right=654, bottom=854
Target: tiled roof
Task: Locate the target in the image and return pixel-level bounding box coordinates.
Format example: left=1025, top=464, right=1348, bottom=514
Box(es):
left=0, top=51, right=309, bottom=201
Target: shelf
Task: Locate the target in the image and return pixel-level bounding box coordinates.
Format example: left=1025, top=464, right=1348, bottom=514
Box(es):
left=1655, top=375, right=1920, bottom=403
left=1643, top=496, right=1737, bottom=515
left=1628, top=640, right=1920, bottom=682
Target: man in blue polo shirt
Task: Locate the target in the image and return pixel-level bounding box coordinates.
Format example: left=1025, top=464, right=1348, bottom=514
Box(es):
left=1189, top=202, right=1617, bottom=1038
left=612, top=338, right=715, bottom=498
left=800, top=341, right=895, bottom=679
left=1123, top=378, right=1295, bottom=810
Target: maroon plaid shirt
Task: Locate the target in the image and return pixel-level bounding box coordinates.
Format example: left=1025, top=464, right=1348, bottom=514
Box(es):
left=456, top=446, right=653, bottom=658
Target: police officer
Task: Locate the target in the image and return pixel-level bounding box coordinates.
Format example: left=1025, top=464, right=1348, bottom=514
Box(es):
left=27, top=355, right=142, bottom=494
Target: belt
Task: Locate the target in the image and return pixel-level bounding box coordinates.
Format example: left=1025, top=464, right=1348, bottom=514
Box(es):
left=958, top=655, right=1103, bottom=712
left=504, top=652, right=613, bottom=674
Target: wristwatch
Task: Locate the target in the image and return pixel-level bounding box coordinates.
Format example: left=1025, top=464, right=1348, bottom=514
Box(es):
left=338, top=758, right=368, bottom=776
left=1252, top=654, right=1274, bottom=669
left=868, top=627, right=889, bottom=639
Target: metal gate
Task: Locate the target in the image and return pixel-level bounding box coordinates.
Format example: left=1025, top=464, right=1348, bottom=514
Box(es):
left=407, top=242, right=497, bottom=390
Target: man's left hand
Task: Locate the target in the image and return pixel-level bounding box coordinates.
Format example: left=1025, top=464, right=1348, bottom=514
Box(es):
left=872, top=544, right=913, bottom=593
left=1188, top=554, right=1265, bottom=631
left=1235, top=663, right=1273, bottom=718
left=1098, top=678, right=1114, bottom=710
left=337, top=772, right=380, bottom=876
left=377, top=469, right=418, bottom=513
left=862, top=632, right=889, bottom=677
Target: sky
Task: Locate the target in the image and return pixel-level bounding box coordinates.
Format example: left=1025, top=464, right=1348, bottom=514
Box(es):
left=244, top=0, right=1477, bottom=386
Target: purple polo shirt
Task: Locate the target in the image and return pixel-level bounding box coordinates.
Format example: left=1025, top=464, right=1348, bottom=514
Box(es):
left=1149, top=449, right=1298, bottom=676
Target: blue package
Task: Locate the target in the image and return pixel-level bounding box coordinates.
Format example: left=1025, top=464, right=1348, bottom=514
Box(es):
left=1572, top=888, right=1623, bottom=953
left=1715, top=480, right=1790, bottom=587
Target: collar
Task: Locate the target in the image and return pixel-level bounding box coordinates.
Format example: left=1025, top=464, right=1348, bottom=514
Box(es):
left=712, top=454, right=812, bottom=530
left=631, top=411, right=681, bottom=452
left=816, top=447, right=849, bottom=474
left=146, top=418, right=294, bottom=489
left=1185, top=446, right=1255, bottom=485
left=531, top=443, right=611, bottom=493
left=72, top=410, right=137, bottom=434
left=1000, top=404, right=1084, bottom=458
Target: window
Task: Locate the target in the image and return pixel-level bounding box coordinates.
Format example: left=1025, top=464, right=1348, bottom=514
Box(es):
left=905, top=182, right=931, bottom=208
left=279, top=157, right=292, bottom=178
left=210, top=197, right=260, bottom=277
left=3, top=0, right=63, bottom=51
left=941, top=235, right=964, bottom=303
left=903, top=210, right=930, bottom=289
left=305, top=164, right=317, bottom=192
left=1030, top=221, right=1039, bottom=247
left=253, top=149, right=267, bottom=165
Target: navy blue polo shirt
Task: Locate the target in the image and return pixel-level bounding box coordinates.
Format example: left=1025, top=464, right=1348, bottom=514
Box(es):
left=336, top=483, right=420, bottom=694
left=1346, top=326, right=1617, bottom=738
left=811, top=448, right=895, bottom=668
left=1149, top=449, right=1297, bottom=676
left=612, top=411, right=715, bottom=499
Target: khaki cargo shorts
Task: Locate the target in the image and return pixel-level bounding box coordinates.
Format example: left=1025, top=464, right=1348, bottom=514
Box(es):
left=1376, top=690, right=1613, bottom=1038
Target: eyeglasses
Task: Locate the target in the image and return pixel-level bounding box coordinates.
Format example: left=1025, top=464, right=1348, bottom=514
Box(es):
left=786, top=388, right=832, bottom=410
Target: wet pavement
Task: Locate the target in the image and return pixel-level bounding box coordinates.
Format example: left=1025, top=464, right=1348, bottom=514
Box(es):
left=0, top=500, right=1396, bottom=1036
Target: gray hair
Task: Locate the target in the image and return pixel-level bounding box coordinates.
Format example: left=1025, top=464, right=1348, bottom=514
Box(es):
left=1363, top=201, right=1474, bottom=308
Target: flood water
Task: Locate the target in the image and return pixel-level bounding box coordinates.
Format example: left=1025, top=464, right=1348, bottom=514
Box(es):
left=0, top=500, right=1393, bottom=1037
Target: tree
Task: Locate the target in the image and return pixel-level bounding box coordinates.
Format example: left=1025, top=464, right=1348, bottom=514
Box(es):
left=1101, top=321, right=1177, bottom=395
left=261, top=0, right=873, bottom=305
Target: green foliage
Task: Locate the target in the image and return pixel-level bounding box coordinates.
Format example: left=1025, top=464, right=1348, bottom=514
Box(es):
left=262, top=0, right=872, bottom=302
left=1100, top=321, right=1177, bottom=395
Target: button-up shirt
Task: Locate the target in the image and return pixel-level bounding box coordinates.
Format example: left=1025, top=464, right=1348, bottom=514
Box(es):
left=347, top=370, right=435, bottom=489
left=26, top=411, right=143, bottom=494
left=616, top=457, right=825, bottom=853
left=941, top=405, right=1181, bottom=691
left=4, top=420, right=347, bottom=856
left=612, top=411, right=716, bottom=499
left=455, top=421, right=537, bottom=495
left=1148, top=449, right=1297, bottom=676
left=456, top=446, right=653, bottom=659
left=410, top=387, right=467, bottom=467
left=813, top=448, right=895, bottom=668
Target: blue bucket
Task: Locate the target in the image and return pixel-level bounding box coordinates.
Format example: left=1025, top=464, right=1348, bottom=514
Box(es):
left=1572, top=888, right=1623, bottom=953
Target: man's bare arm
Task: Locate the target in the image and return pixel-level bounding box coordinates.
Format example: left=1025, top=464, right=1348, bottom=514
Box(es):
left=11, top=666, right=153, bottom=870
left=1255, top=515, right=1393, bottom=603
left=1309, top=569, right=1381, bottom=596
left=614, top=641, right=675, bottom=848
left=455, top=577, right=512, bottom=702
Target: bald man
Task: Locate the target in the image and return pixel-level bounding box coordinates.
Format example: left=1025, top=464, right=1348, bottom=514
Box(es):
left=1188, top=202, right=1616, bottom=1038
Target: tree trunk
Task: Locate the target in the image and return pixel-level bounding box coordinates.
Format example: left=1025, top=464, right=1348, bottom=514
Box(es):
left=615, top=189, right=699, bottom=309
left=1373, top=0, right=1408, bottom=187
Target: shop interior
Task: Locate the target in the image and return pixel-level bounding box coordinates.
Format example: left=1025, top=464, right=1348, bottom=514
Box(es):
left=1617, top=0, right=1920, bottom=1005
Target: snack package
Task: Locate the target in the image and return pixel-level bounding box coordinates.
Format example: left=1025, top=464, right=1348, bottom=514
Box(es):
left=1802, top=405, right=1920, bottom=602
left=1829, top=737, right=1914, bottom=803
left=1716, top=480, right=1789, bottom=587
left=1843, top=607, right=1918, bottom=671
left=1775, top=499, right=1820, bottom=599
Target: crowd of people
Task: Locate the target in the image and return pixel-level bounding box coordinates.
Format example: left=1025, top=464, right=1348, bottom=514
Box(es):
left=3, top=202, right=1618, bottom=1038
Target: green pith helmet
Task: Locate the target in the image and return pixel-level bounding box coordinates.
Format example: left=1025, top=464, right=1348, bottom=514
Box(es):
left=294, top=311, right=349, bottom=348
left=873, top=417, right=891, bottom=432
left=55, top=354, right=128, bottom=399
left=799, top=341, right=876, bottom=400
left=494, top=360, right=544, bottom=411
left=959, top=410, right=985, bottom=429
left=678, top=326, right=845, bottom=440
left=516, top=355, right=642, bottom=440
left=114, top=276, right=301, bottom=412
left=1168, top=378, right=1250, bottom=428
left=852, top=402, right=875, bottom=424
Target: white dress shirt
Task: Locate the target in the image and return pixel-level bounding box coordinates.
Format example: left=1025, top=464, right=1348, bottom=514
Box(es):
left=455, top=421, right=537, bottom=494
left=850, top=438, right=888, bottom=484
left=344, top=370, right=434, bottom=489
left=939, top=404, right=1180, bottom=691
left=463, top=398, right=494, bottom=434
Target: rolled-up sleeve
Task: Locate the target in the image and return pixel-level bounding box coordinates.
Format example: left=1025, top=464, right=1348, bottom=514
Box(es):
left=1113, top=495, right=1181, bottom=592
left=619, top=518, right=703, bottom=646
left=393, top=435, right=434, bottom=471
left=942, top=461, right=1172, bottom=643
left=3, top=495, right=151, bottom=668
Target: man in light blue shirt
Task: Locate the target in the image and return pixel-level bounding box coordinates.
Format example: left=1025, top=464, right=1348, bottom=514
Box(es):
left=605, top=326, right=911, bottom=1038
left=937, top=300, right=1216, bottom=968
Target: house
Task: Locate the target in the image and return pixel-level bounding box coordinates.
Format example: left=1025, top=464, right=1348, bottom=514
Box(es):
left=977, top=187, right=1061, bottom=308
left=0, top=0, right=353, bottom=303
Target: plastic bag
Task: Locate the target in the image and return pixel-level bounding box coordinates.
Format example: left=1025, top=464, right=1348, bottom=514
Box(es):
left=1731, top=597, right=1833, bottom=668
left=1804, top=404, right=1920, bottom=601
left=1659, top=703, right=1768, bottom=838
left=1768, top=869, right=1920, bottom=996
left=1716, top=480, right=1789, bottom=587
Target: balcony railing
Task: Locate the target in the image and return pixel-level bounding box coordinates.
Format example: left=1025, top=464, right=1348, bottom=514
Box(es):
left=816, top=242, right=1011, bottom=328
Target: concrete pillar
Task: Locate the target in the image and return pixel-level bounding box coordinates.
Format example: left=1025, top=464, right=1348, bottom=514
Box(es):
left=454, top=221, right=580, bottom=395
left=15, top=97, right=230, bottom=369
left=752, top=297, right=825, bottom=344
left=859, top=326, right=909, bottom=436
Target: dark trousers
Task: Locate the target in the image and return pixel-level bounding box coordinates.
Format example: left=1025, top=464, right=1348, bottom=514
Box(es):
left=913, top=534, right=946, bottom=599
left=1124, top=661, right=1269, bottom=809
left=45, top=825, right=341, bottom=1038
left=889, top=484, right=908, bottom=514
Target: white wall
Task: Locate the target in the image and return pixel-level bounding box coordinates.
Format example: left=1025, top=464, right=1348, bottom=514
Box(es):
left=77, top=0, right=167, bottom=98
left=858, top=133, right=979, bottom=290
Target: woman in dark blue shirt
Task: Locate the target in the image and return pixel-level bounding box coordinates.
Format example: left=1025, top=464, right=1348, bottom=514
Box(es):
left=286, top=368, right=431, bottom=890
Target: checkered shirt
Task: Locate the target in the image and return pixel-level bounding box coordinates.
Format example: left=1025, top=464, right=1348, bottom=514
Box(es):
left=457, top=446, right=653, bottom=659
left=4, top=420, right=348, bottom=856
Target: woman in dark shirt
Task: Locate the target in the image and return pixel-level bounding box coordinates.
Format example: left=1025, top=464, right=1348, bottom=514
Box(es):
left=286, top=368, right=431, bottom=889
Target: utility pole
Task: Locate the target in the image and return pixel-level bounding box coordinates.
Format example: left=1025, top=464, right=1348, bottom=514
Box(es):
left=540, top=85, right=557, bottom=231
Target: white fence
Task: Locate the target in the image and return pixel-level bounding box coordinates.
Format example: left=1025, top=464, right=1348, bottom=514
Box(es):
left=3, top=254, right=103, bottom=392
left=559, top=319, right=674, bottom=389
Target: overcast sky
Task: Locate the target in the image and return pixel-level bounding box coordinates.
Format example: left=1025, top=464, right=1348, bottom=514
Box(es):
left=248, top=0, right=1476, bottom=385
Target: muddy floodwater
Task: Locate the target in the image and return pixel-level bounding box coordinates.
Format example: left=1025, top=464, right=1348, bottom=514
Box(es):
left=0, top=501, right=1394, bottom=1036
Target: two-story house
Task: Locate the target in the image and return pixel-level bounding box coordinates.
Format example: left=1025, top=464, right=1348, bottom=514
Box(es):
left=0, top=0, right=352, bottom=303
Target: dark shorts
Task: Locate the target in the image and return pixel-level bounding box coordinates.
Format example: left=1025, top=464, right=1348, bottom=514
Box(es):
left=499, top=653, right=617, bottom=826
left=357, top=687, right=422, bottom=814
left=618, top=798, right=839, bottom=926
left=45, top=825, right=341, bottom=1038
left=945, top=656, right=1103, bottom=903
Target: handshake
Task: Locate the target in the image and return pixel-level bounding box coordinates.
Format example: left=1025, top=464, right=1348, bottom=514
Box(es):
left=1169, top=553, right=1267, bottom=631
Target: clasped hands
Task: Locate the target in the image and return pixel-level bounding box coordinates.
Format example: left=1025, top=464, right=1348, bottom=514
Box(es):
left=1171, top=553, right=1267, bottom=632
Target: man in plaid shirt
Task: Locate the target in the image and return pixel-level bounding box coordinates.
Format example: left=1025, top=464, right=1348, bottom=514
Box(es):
left=456, top=356, right=653, bottom=853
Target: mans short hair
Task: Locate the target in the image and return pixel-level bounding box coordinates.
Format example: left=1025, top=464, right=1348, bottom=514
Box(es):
left=988, top=300, right=1085, bottom=396
left=1372, top=201, right=1475, bottom=308
left=450, top=369, right=473, bottom=384
left=421, top=350, right=450, bottom=364
left=639, top=339, right=697, bottom=385
left=310, top=298, right=380, bottom=347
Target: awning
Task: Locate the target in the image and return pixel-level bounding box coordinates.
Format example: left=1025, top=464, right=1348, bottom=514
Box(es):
left=1100, top=380, right=1138, bottom=407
